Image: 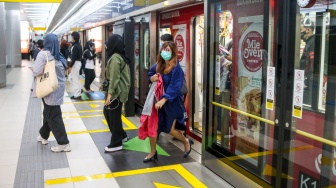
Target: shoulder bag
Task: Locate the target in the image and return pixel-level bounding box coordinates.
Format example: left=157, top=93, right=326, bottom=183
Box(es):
left=36, top=51, right=58, bottom=98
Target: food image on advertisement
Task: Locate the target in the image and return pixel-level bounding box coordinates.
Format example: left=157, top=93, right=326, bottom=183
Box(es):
left=238, top=87, right=261, bottom=136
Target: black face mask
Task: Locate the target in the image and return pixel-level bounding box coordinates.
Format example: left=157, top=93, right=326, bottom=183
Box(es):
left=301, top=31, right=306, bottom=41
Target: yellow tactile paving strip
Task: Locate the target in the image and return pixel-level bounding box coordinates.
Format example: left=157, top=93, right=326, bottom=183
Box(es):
left=45, top=164, right=207, bottom=187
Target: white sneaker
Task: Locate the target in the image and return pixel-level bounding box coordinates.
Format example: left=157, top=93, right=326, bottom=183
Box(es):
left=37, top=135, right=48, bottom=145
left=104, top=146, right=122, bottom=152
left=51, top=144, right=71, bottom=152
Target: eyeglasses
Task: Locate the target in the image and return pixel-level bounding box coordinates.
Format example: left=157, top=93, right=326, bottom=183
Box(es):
left=104, top=98, right=120, bottom=110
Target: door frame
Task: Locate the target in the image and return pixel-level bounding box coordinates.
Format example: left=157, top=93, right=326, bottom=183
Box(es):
left=202, top=0, right=298, bottom=187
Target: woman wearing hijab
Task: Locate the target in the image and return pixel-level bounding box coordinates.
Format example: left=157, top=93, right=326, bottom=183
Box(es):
left=33, top=33, right=71, bottom=153
left=144, top=41, right=193, bottom=162
left=104, top=34, right=131, bottom=152
left=83, top=41, right=97, bottom=92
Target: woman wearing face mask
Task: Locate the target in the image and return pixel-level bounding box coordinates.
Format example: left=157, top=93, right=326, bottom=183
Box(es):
left=144, top=41, right=193, bottom=162
left=83, top=41, right=97, bottom=92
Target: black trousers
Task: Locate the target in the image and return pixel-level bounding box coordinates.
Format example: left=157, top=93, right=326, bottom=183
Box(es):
left=103, top=98, right=126, bottom=148
left=84, top=69, right=96, bottom=90
left=40, top=99, right=69, bottom=145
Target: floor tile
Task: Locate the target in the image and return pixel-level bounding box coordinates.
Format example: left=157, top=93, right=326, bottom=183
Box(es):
left=66, top=134, right=96, bottom=146
left=66, top=142, right=101, bottom=159
left=0, top=150, right=19, bottom=165
left=0, top=184, right=13, bottom=188
left=74, top=178, right=119, bottom=188
left=68, top=157, right=110, bottom=177
left=44, top=168, right=72, bottom=181
left=45, top=183, right=74, bottom=188
left=0, top=165, right=17, bottom=185
left=0, top=138, right=21, bottom=151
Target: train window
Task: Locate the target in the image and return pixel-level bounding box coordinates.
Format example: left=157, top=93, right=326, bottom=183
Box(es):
left=214, top=10, right=233, bottom=150
left=134, top=24, right=140, bottom=101
left=192, top=15, right=204, bottom=133
left=143, top=29, right=150, bottom=69
left=159, top=27, right=172, bottom=48
left=299, top=12, right=329, bottom=112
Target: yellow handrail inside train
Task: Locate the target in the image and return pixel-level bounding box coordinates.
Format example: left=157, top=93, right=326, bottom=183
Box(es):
left=211, top=101, right=275, bottom=125
left=211, top=101, right=336, bottom=148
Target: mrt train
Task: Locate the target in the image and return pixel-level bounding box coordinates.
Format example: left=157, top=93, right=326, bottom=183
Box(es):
left=58, top=0, right=336, bottom=187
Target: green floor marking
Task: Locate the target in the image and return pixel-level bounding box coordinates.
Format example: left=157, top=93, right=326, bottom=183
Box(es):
left=81, top=92, right=90, bottom=100
left=123, top=137, right=170, bottom=156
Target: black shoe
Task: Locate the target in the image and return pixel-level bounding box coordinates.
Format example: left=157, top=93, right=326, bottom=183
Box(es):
left=143, top=151, right=158, bottom=163
left=184, top=139, right=194, bottom=158
left=122, top=135, right=130, bottom=142
left=70, top=96, right=81, bottom=99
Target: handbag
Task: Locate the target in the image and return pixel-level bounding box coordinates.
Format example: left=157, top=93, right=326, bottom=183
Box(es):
left=181, top=77, right=188, bottom=96
left=36, top=51, right=58, bottom=98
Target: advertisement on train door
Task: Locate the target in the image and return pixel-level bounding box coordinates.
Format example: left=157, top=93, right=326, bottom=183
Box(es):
left=172, top=24, right=187, bottom=72
left=231, top=1, right=264, bottom=166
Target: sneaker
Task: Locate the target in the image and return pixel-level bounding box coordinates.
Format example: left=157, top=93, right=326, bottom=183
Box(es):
left=37, top=135, right=48, bottom=145
left=51, top=144, right=71, bottom=152
left=104, top=146, right=122, bottom=153
left=122, top=136, right=130, bottom=142
left=70, top=96, right=81, bottom=99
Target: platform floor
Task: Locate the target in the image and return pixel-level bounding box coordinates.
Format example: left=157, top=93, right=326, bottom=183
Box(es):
left=0, top=60, right=233, bottom=188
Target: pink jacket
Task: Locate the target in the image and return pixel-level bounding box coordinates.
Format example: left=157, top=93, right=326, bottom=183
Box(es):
left=138, top=74, right=164, bottom=140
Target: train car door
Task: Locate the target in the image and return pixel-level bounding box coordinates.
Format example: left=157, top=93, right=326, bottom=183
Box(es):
left=159, top=3, right=204, bottom=141
left=133, top=14, right=150, bottom=109
left=203, top=0, right=336, bottom=187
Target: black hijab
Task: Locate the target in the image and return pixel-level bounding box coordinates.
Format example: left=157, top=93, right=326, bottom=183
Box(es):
left=106, top=34, right=130, bottom=65
left=84, top=41, right=94, bottom=51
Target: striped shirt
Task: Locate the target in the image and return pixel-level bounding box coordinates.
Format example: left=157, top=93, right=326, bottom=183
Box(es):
left=33, top=51, right=66, bottom=106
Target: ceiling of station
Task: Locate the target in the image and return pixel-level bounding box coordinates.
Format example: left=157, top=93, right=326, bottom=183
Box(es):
left=6, top=0, right=172, bottom=34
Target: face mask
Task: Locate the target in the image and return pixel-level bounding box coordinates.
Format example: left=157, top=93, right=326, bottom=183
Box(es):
left=300, top=31, right=306, bottom=40
left=161, top=51, right=172, bottom=60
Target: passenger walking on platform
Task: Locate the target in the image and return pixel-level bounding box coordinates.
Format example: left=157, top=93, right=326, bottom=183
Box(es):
left=60, top=39, right=70, bottom=59
left=83, top=41, right=97, bottom=92
left=33, top=39, right=43, bottom=61
left=103, top=34, right=131, bottom=152
left=144, top=41, right=193, bottom=162
left=68, top=31, right=83, bottom=99
left=33, top=33, right=71, bottom=152
left=159, top=33, right=187, bottom=141
left=28, top=39, right=35, bottom=61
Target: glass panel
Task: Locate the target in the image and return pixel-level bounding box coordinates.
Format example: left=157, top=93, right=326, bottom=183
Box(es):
left=143, top=29, right=150, bottom=69
left=209, top=0, right=278, bottom=185
left=134, top=24, right=140, bottom=102
left=86, top=26, right=102, bottom=79
left=139, top=25, right=150, bottom=105
left=283, top=1, right=336, bottom=187
left=159, top=27, right=171, bottom=48
left=192, top=15, right=204, bottom=132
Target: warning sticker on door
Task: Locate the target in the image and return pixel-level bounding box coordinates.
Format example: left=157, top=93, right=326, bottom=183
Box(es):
left=292, top=70, right=305, bottom=119
left=266, top=67, right=275, bottom=110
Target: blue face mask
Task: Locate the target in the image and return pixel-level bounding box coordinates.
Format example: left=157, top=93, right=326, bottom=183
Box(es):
left=161, top=51, right=172, bottom=60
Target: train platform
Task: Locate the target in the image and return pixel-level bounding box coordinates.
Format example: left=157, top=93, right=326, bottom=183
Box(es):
left=0, top=61, right=235, bottom=188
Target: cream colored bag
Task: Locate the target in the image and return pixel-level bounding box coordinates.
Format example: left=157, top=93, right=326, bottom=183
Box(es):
left=36, top=51, right=58, bottom=98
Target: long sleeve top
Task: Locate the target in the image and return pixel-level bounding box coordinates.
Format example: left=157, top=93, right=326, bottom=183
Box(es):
left=33, top=51, right=66, bottom=106
left=70, top=42, right=82, bottom=67
left=105, top=53, right=131, bottom=103
left=148, top=63, right=186, bottom=133
left=83, top=49, right=97, bottom=69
